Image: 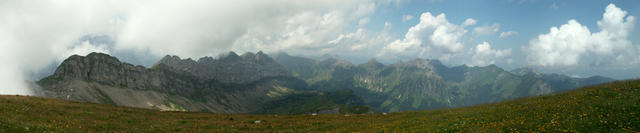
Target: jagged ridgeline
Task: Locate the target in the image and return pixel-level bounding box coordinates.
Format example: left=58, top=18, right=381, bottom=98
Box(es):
left=37, top=52, right=368, bottom=114
left=36, top=51, right=612, bottom=113
left=271, top=52, right=613, bottom=112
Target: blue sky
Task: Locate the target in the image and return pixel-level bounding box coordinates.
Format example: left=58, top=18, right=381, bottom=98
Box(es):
left=1, top=0, right=639, bottom=95
left=360, top=0, right=640, bottom=79
left=372, top=0, right=639, bottom=62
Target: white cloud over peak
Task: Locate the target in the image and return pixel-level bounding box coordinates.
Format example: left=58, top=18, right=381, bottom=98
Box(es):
left=329, top=28, right=392, bottom=56
left=473, top=24, right=500, bottom=35
left=471, top=42, right=512, bottom=66
left=60, top=41, right=111, bottom=61
left=499, top=31, right=518, bottom=38
left=380, top=12, right=470, bottom=61
left=116, top=0, right=382, bottom=58
left=525, top=3, right=637, bottom=68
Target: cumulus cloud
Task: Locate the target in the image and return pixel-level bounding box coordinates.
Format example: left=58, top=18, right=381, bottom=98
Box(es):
left=471, top=42, right=512, bottom=66
left=402, top=15, right=414, bottom=22
left=380, top=12, right=470, bottom=61
left=525, top=3, right=637, bottom=68
left=499, top=31, right=518, bottom=38
left=0, top=0, right=388, bottom=95
left=329, top=28, right=392, bottom=56
left=462, top=18, right=477, bottom=27
left=0, top=1, right=118, bottom=95
left=525, top=20, right=592, bottom=67
left=473, top=24, right=500, bottom=35
left=59, top=41, right=111, bottom=61
left=116, top=0, right=381, bottom=58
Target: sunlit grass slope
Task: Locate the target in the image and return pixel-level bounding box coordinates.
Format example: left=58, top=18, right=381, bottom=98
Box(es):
left=1, top=80, right=639, bottom=132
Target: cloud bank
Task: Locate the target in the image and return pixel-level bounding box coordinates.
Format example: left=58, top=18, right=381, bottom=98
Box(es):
left=1, top=1, right=637, bottom=95
left=525, top=4, right=637, bottom=68
left=471, top=42, right=512, bottom=66
left=402, top=15, right=414, bottom=22
left=380, top=12, right=470, bottom=61
left=0, top=0, right=387, bottom=95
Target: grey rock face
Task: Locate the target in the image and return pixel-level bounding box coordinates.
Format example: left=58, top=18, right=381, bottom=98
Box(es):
left=51, top=53, right=163, bottom=90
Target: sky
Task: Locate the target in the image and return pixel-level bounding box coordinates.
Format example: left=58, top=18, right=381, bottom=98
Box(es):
left=1, top=0, right=639, bottom=95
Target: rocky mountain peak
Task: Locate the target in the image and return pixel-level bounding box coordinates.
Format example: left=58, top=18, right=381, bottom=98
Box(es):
left=359, top=58, right=384, bottom=70
left=223, top=51, right=240, bottom=59
left=406, top=58, right=436, bottom=70
left=46, top=52, right=157, bottom=89
left=155, top=55, right=197, bottom=72
left=197, top=56, right=215, bottom=63
left=53, top=52, right=123, bottom=79
left=239, top=51, right=275, bottom=64
left=318, top=58, right=353, bottom=69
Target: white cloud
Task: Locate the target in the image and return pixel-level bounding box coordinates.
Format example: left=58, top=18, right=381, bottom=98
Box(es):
left=471, top=42, right=512, bottom=66
left=117, top=1, right=380, bottom=58
left=526, top=20, right=593, bottom=67
left=462, top=18, right=477, bottom=27
left=525, top=3, right=637, bottom=68
left=359, top=17, right=371, bottom=27
left=330, top=28, right=392, bottom=52
left=0, top=1, right=117, bottom=95
left=380, top=12, right=469, bottom=61
left=499, top=31, right=518, bottom=38
left=473, top=24, right=500, bottom=35
left=402, top=14, right=414, bottom=22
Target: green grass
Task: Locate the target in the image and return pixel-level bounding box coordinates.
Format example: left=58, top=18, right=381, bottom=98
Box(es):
left=2, top=80, right=639, bottom=132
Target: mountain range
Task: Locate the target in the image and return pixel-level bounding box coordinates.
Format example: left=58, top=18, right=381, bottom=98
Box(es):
left=32, top=51, right=613, bottom=113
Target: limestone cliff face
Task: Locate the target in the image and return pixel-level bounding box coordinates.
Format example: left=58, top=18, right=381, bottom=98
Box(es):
left=51, top=53, right=163, bottom=90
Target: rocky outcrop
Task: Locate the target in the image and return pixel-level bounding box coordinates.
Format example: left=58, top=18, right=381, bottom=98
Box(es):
left=48, top=53, right=163, bottom=90
left=38, top=53, right=209, bottom=112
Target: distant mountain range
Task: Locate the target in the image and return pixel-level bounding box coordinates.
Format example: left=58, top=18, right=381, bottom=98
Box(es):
left=32, top=52, right=614, bottom=114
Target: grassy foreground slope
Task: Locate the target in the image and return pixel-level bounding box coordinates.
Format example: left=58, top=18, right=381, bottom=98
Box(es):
left=2, top=80, right=639, bottom=132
